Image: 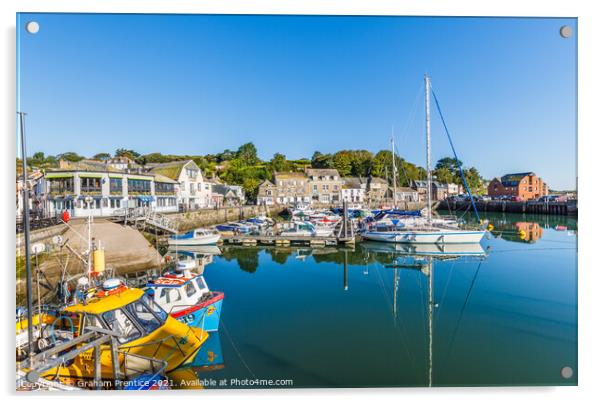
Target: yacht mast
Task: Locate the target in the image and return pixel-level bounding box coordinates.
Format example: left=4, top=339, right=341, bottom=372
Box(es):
left=391, top=128, right=397, bottom=209
left=425, top=75, right=433, bottom=223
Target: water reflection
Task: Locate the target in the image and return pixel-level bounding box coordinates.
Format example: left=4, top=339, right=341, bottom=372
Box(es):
left=159, top=211, right=577, bottom=388
left=168, top=331, right=225, bottom=389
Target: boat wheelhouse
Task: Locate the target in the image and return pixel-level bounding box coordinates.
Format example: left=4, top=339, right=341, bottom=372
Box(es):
left=147, top=270, right=224, bottom=332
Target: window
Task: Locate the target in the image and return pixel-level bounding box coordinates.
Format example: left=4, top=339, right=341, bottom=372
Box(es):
left=185, top=282, right=197, bottom=298
left=102, top=308, right=141, bottom=344
left=160, top=287, right=182, bottom=304
left=186, top=168, right=198, bottom=178
left=127, top=179, right=151, bottom=194
left=333, top=185, right=339, bottom=191
left=81, top=314, right=103, bottom=334
left=110, top=178, right=122, bottom=194
left=124, top=299, right=162, bottom=334
left=81, top=177, right=102, bottom=193
left=313, top=185, right=318, bottom=191
left=322, top=184, right=329, bottom=191
left=198, top=183, right=202, bottom=191
left=49, top=177, right=74, bottom=194
left=196, top=277, right=207, bottom=290
left=155, top=182, right=175, bottom=194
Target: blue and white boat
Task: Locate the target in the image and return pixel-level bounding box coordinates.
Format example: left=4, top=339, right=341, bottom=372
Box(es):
left=146, top=267, right=224, bottom=332
left=215, top=222, right=254, bottom=233
left=168, top=228, right=221, bottom=246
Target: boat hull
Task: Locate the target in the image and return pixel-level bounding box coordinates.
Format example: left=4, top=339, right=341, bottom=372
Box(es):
left=361, top=229, right=485, bottom=244
left=168, top=234, right=221, bottom=246
left=171, top=292, right=224, bottom=332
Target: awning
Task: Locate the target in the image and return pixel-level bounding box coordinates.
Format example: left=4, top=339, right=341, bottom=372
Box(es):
left=127, top=175, right=152, bottom=181
left=78, top=173, right=104, bottom=178
left=137, top=195, right=155, bottom=202
left=108, top=174, right=124, bottom=179
left=78, top=195, right=103, bottom=200
left=45, top=173, right=73, bottom=179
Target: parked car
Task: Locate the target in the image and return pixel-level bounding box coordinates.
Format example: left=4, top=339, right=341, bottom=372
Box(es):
left=480, top=195, right=492, bottom=201
left=510, top=196, right=523, bottom=202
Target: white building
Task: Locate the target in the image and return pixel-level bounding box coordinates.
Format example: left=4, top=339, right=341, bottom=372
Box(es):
left=341, top=177, right=367, bottom=205
left=40, top=169, right=179, bottom=218
left=389, top=187, right=420, bottom=202
left=149, top=160, right=211, bottom=210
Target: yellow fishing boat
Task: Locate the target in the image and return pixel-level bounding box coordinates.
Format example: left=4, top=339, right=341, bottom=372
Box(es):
left=17, top=279, right=208, bottom=387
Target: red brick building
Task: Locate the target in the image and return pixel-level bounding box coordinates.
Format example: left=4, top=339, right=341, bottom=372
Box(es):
left=488, top=172, right=549, bottom=200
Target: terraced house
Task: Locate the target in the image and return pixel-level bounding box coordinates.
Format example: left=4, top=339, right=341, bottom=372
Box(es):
left=305, top=168, right=343, bottom=204
left=256, top=171, right=311, bottom=206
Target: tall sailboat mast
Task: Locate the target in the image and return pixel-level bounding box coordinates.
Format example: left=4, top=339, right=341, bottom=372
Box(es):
left=425, top=75, right=433, bottom=223
left=391, top=128, right=397, bottom=209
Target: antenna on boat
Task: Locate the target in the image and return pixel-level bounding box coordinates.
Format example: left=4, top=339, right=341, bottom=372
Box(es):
left=18, top=111, right=35, bottom=356
left=425, top=74, right=433, bottom=224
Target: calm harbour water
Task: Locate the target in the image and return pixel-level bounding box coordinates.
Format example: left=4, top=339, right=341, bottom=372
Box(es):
left=172, top=212, right=577, bottom=388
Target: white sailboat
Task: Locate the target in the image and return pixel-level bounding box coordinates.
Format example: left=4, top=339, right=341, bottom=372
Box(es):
left=361, top=75, right=486, bottom=244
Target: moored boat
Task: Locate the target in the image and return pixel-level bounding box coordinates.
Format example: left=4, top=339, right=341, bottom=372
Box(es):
left=146, top=267, right=224, bottom=332
left=168, top=228, right=221, bottom=246
left=360, top=75, right=485, bottom=245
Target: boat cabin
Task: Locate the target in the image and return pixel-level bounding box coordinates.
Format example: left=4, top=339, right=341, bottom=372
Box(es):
left=147, top=271, right=211, bottom=315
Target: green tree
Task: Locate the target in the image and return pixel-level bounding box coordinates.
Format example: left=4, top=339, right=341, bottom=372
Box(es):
left=57, top=152, right=85, bottom=162
left=332, top=151, right=353, bottom=177
left=115, top=148, right=140, bottom=160
left=236, top=143, right=259, bottom=166
left=311, top=151, right=334, bottom=169
left=435, top=157, right=463, bottom=176
left=242, top=177, right=262, bottom=201
left=463, top=167, right=484, bottom=194
left=269, top=153, right=292, bottom=172
left=92, top=152, right=111, bottom=161
left=433, top=166, right=457, bottom=184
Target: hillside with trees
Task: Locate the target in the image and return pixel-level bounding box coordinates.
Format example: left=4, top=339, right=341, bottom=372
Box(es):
left=18, top=143, right=486, bottom=200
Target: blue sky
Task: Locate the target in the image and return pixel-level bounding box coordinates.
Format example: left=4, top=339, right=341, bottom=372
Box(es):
left=17, top=14, right=576, bottom=189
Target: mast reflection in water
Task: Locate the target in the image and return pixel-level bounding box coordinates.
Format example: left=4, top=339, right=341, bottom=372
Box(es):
left=171, top=212, right=576, bottom=388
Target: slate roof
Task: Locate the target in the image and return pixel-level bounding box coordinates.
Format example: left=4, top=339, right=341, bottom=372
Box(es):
left=500, top=172, right=535, bottom=187
left=305, top=168, right=340, bottom=177
left=274, top=171, right=307, bottom=180
left=412, top=180, right=447, bottom=189
left=149, top=160, right=199, bottom=181
left=153, top=173, right=178, bottom=184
